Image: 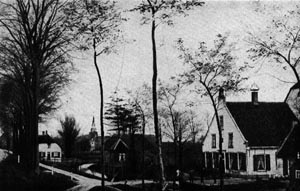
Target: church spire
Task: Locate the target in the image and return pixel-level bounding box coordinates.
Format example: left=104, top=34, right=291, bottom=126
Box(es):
left=91, top=116, right=96, bottom=133
left=92, top=116, right=95, bottom=128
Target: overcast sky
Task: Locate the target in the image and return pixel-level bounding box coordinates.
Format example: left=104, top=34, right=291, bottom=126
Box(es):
left=40, top=1, right=300, bottom=136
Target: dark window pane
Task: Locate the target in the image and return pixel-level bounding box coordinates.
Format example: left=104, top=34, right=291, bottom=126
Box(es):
left=228, top=133, right=233, bottom=148
left=213, top=152, right=219, bottom=168
left=220, top=116, right=224, bottom=130
left=225, top=153, right=229, bottom=170
left=266, top=155, right=270, bottom=171
left=231, top=153, right=238, bottom=170
left=206, top=152, right=212, bottom=169
left=253, top=155, right=258, bottom=171
left=239, top=153, right=246, bottom=171
left=212, top=134, right=216, bottom=148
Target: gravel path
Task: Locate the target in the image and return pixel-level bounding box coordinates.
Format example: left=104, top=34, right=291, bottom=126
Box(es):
left=40, top=163, right=153, bottom=191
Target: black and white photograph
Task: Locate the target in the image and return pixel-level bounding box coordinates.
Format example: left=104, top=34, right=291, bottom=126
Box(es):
left=0, top=0, right=300, bottom=191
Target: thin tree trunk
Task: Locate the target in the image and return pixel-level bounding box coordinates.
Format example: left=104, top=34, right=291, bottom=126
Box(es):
left=151, top=18, right=166, bottom=190
left=203, top=84, right=224, bottom=191
left=142, top=115, right=145, bottom=191
left=93, top=38, right=105, bottom=190
left=178, top=127, right=183, bottom=173
left=32, top=61, right=40, bottom=175
left=173, top=138, right=177, bottom=191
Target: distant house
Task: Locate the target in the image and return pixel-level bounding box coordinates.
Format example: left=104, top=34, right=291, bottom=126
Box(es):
left=202, top=85, right=299, bottom=177
left=39, top=131, right=62, bottom=162
left=89, top=134, right=157, bottom=180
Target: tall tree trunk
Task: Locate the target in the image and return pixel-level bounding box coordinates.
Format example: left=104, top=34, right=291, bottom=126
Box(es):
left=142, top=117, right=145, bottom=191
left=150, top=18, right=166, bottom=190
left=203, top=84, right=224, bottom=191
left=173, top=138, right=177, bottom=191
left=178, top=127, right=183, bottom=173
left=32, top=60, right=40, bottom=175
left=93, top=38, right=105, bottom=190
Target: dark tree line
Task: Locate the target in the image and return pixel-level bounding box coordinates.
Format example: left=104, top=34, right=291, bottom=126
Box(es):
left=0, top=0, right=73, bottom=174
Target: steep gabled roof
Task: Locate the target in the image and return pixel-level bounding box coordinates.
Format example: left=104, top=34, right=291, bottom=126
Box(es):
left=226, top=102, right=298, bottom=147
left=38, top=134, right=55, bottom=144
left=103, top=134, right=157, bottom=152
left=277, top=124, right=300, bottom=158
left=284, top=82, right=300, bottom=102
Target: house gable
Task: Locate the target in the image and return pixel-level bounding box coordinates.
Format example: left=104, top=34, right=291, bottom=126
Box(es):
left=202, top=101, right=247, bottom=153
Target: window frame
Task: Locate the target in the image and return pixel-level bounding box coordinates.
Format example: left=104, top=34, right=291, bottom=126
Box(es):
left=211, top=134, right=216, bottom=148
left=119, top=153, right=126, bottom=162
left=296, top=170, right=300, bottom=179
left=228, top=132, right=233, bottom=148
left=39, top=152, right=46, bottom=158
left=52, top=152, right=60, bottom=158
left=219, top=115, right=224, bottom=130
left=253, top=154, right=270, bottom=172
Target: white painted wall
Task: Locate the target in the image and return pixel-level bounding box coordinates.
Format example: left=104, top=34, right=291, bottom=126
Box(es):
left=202, top=101, right=247, bottom=153
left=202, top=101, right=286, bottom=176
left=39, top=143, right=62, bottom=162
left=246, top=148, right=283, bottom=176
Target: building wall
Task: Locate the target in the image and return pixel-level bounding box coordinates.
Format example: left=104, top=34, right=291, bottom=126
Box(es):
left=202, top=101, right=286, bottom=176
left=202, top=101, right=247, bottom=154
left=39, top=143, right=62, bottom=162
left=247, top=147, right=283, bottom=176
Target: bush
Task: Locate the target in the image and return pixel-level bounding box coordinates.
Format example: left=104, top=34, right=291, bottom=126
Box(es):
left=0, top=155, right=76, bottom=191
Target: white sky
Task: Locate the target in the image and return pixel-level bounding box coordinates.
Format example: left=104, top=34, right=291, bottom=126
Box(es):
left=40, top=1, right=300, bottom=136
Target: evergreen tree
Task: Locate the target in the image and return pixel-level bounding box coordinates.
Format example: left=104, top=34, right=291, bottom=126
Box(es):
left=105, top=93, right=141, bottom=136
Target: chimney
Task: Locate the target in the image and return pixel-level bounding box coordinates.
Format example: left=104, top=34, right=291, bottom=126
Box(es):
left=250, top=83, right=259, bottom=105
left=218, top=87, right=225, bottom=103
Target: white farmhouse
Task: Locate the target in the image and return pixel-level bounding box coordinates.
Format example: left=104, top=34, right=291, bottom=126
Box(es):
left=202, top=85, right=298, bottom=177
left=38, top=131, right=62, bottom=162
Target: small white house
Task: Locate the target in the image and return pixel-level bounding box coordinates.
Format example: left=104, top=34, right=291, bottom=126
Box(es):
left=38, top=131, right=62, bottom=162
left=202, top=85, right=298, bottom=177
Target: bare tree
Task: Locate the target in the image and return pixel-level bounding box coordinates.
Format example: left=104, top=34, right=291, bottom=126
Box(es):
left=131, top=1, right=204, bottom=189
left=247, top=6, right=300, bottom=83
left=0, top=0, right=73, bottom=174
left=64, top=0, right=122, bottom=188
left=157, top=79, right=183, bottom=189
left=177, top=34, right=248, bottom=191
left=127, top=83, right=152, bottom=190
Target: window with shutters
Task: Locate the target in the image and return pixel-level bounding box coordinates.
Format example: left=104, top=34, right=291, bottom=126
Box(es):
left=212, top=134, right=216, bottom=148
left=253, top=154, right=270, bottom=171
